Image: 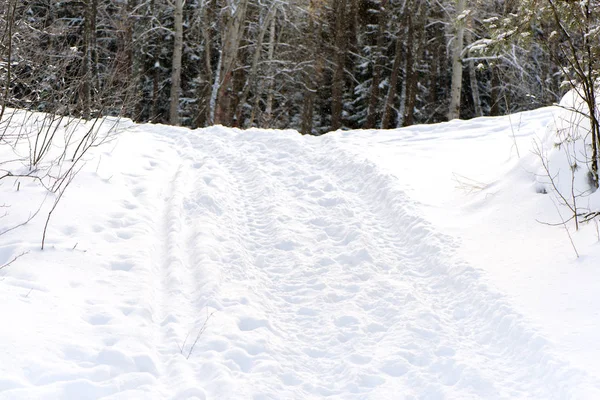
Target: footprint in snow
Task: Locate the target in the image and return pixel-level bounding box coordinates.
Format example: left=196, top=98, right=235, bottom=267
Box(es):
left=91, top=224, right=104, bottom=233
left=359, top=374, right=386, bottom=388
left=61, top=225, right=77, bottom=236
left=334, top=315, right=360, bottom=328
left=297, top=307, right=318, bottom=316
left=109, top=260, right=134, bottom=271
left=380, top=359, right=410, bottom=377
left=87, top=313, right=111, bottom=326
left=281, top=372, right=302, bottom=386
left=275, top=240, right=296, bottom=251
left=349, top=354, right=372, bottom=365
left=131, top=186, right=145, bottom=197
left=225, top=348, right=254, bottom=373
left=303, top=347, right=328, bottom=358
left=116, top=230, right=134, bottom=240
left=238, top=316, right=269, bottom=332
left=122, top=200, right=138, bottom=210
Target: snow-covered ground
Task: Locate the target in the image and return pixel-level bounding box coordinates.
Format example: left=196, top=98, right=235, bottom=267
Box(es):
left=2, top=106, right=600, bottom=399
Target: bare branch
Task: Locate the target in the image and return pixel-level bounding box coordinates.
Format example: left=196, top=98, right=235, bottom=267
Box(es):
left=0, top=251, right=28, bottom=272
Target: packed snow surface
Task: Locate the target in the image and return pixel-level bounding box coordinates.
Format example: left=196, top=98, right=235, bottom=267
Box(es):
left=2, top=107, right=600, bottom=399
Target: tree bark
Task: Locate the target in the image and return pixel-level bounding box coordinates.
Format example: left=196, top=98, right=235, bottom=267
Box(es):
left=490, top=65, right=500, bottom=116
left=330, top=0, right=347, bottom=131
left=301, top=2, right=323, bottom=135
left=196, top=1, right=214, bottom=127
left=263, top=13, right=277, bottom=126
left=82, top=0, right=98, bottom=119
left=236, top=5, right=277, bottom=127
left=169, top=0, right=184, bottom=125
left=364, top=0, right=388, bottom=129
left=381, top=21, right=403, bottom=129
left=447, top=0, right=466, bottom=120
left=403, top=11, right=416, bottom=126
left=466, top=17, right=482, bottom=117
left=214, top=0, right=248, bottom=126
left=0, top=0, right=16, bottom=125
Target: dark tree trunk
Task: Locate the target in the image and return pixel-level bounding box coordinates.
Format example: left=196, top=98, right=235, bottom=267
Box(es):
left=82, top=0, right=97, bottom=119
left=364, top=0, right=388, bottom=129
left=381, top=24, right=403, bottom=129
left=330, top=0, right=347, bottom=131
left=403, top=12, right=416, bottom=126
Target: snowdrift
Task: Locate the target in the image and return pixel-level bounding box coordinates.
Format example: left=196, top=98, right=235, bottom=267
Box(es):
left=2, top=106, right=600, bottom=399
left=537, top=88, right=600, bottom=220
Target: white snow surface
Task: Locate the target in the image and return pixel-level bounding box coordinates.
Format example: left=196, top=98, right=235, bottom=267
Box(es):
left=2, top=107, right=600, bottom=399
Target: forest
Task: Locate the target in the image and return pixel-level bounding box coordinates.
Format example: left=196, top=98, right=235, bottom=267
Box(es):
left=4, top=2, right=600, bottom=397
left=0, top=0, right=597, bottom=135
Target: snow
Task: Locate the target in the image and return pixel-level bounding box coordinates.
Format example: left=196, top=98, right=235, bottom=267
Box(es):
left=2, top=104, right=600, bottom=399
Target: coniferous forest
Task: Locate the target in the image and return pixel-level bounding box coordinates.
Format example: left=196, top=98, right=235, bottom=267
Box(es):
left=0, top=0, right=598, bottom=134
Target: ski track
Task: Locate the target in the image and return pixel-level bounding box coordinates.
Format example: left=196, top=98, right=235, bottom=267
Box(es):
left=2, top=124, right=599, bottom=399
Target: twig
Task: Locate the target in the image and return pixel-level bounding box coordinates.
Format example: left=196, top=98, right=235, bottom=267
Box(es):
left=178, top=331, right=192, bottom=355
left=42, top=171, right=77, bottom=250
left=186, top=310, right=215, bottom=360
left=532, top=139, right=578, bottom=220
left=579, top=211, right=600, bottom=224
left=0, top=251, right=28, bottom=271
left=506, top=100, right=521, bottom=159
left=551, top=197, right=579, bottom=258
left=0, top=198, right=45, bottom=236
left=452, top=173, right=487, bottom=193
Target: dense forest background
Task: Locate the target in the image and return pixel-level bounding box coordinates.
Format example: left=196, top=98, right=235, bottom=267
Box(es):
left=0, top=0, right=595, bottom=135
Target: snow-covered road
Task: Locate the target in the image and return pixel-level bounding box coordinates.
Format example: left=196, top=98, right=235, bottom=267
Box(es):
left=2, top=122, right=599, bottom=399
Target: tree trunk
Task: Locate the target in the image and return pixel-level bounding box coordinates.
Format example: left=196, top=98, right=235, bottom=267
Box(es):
left=381, top=23, right=403, bottom=129
left=428, top=12, right=445, bottom=112
left=397, top=58, right=407, bottom=128
left=364, top=0, right=388, bottom=129
left=468, top=60, right=482, bottom=117
left=589, top=94, right=599, bottom=187
left=0, top=0, right=16, bottom=124
left=447, top=0, right=466, bottom=120
left=490, top=65, right=500, bottom=116
left=209, top=51, right=222, bottom=124
left=82, top=0, right=98, bottom=119
left=214, top=0, right=248, bottom=126
left=236, top=5, right=277, bottom=127
left=301, top=1, right=323, bottom=135
left=169, top=0, right=184, bottom=125
left=263, top=14, right=277, bottom=126
left=403, top=12, right=416, bottom=126
left=466, top=18, right=482, bottom=117
left=196, top=1, right=214, bottom=127
left=330, top=0, right=347, bottom=131
left=123, top=0, right=136, bottom=119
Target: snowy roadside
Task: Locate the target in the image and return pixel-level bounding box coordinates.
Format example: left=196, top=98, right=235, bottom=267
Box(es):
left=335, top=106, right=600, bottom=383
left=1, top=110, right=600, bottom=399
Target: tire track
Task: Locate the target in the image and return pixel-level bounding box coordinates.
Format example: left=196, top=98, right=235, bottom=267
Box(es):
left=143, top=127, right=600, bottom=399
left=205, top=130, right=600, bottom=399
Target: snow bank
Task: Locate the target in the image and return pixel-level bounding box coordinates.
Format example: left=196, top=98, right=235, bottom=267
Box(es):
left=334, top=102, right=600, bottom=394
left=538, top=88, right=600, bottom=217
left=2, top=109, right=600, bottom=399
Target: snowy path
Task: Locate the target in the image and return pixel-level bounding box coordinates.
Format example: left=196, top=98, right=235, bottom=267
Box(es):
left=134, top=127, right=597, bottom=398
left=2, top=125, right=599, bottom=399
